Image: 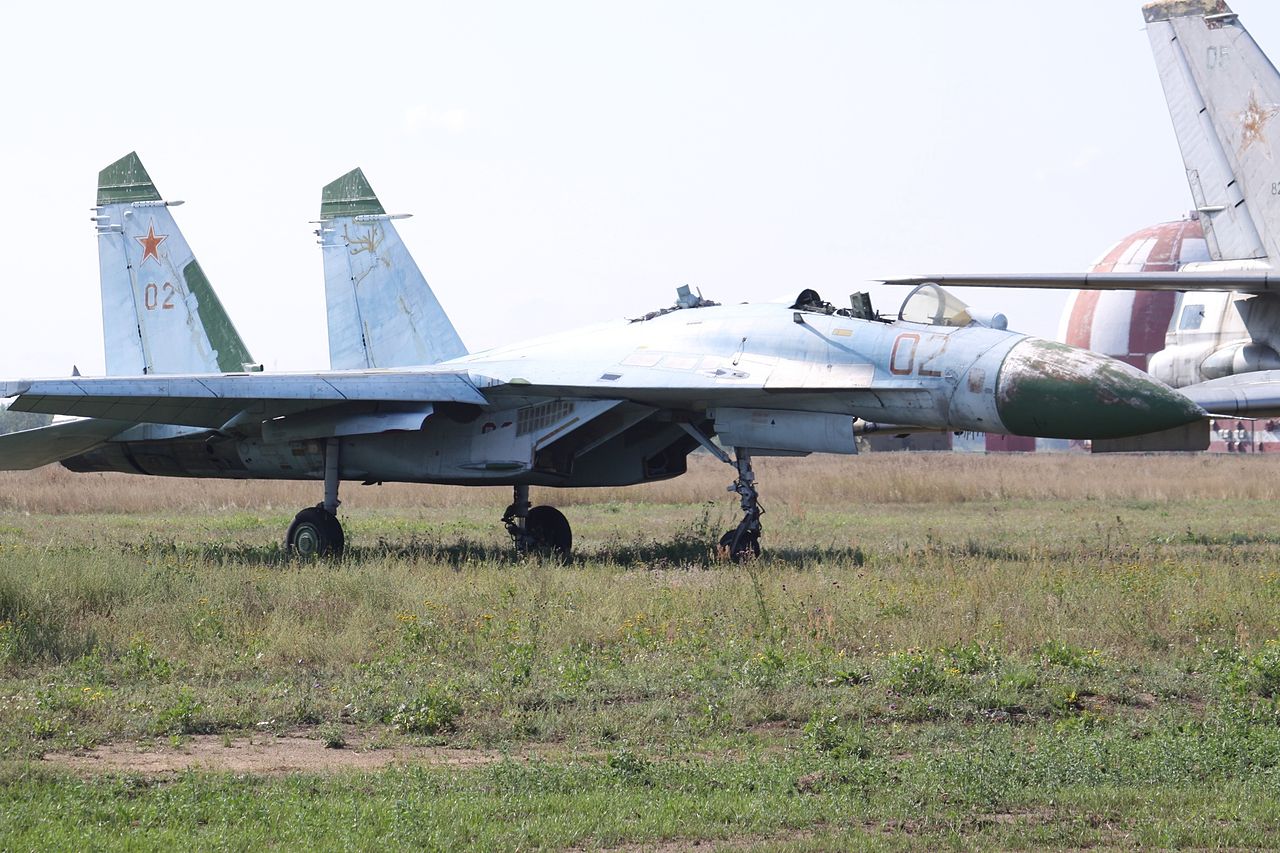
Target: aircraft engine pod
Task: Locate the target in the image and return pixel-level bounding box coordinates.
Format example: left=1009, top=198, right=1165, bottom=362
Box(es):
left=710, top=408, right=859, bottom=455
left=1199, top=342, right=1280, bottom=381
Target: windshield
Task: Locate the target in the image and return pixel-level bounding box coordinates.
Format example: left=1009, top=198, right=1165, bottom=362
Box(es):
left=897, top=282, right=975, bottom=326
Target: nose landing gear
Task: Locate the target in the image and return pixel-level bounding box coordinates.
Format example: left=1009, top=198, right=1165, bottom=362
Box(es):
left=718, top=449, right=763, bottom=561
left=677, top=424, right=765, bottom=561
left=502, top=484, right=573, bottom=559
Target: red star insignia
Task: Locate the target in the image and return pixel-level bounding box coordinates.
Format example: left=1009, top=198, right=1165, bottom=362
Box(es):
left=135, top=222, right=167, bottom=264
left=1239, top=90, right=1280, bottom=154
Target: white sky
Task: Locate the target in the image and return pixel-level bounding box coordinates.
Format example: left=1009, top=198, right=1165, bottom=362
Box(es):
left=3, top=0, right=1279, bottom=376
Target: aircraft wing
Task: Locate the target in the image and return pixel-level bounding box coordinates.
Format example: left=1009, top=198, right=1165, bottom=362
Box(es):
left=879, top=272, right=1280, bottom=292
left=0, top=417, right=134, bottom=470
left=0, top=371, right=488, bottom=429
left=1179, top=371, right=1280, bottom=419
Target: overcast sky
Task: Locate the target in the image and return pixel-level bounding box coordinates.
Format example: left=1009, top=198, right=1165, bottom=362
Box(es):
left=3, top=0, right=1279, bottom=376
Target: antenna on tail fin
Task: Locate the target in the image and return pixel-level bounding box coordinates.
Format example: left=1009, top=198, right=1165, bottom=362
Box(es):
left=319, top=168, right=467, bottom=370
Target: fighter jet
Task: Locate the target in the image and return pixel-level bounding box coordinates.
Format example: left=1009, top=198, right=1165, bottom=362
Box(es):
left=885, top=0, right=1280, bottom=423
left=0, top=156, right=1203, bottom=559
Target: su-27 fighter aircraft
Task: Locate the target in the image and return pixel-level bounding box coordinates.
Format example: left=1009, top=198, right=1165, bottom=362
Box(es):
left=0, top=154, right=1204, bottom=559
left=887, top=0, right=1280, bottom=432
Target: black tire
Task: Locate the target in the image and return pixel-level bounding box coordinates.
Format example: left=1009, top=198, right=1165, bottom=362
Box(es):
left=719, top=527, right=761, bottom=563
left=525, top=505, right=572, bottom=559
left=286, top=506, right=345, bottom=558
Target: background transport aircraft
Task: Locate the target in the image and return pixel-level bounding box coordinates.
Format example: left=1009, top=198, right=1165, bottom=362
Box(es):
left=891, top=0, right=1280, bottom=428
left=0, top=156, right=1204, bottom=559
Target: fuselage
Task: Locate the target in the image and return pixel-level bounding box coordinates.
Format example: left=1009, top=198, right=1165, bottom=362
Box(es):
left=63, top=299, right=1202, bottom=486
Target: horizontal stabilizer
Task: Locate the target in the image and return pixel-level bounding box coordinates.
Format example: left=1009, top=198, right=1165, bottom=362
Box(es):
left=1, top=371, right=487, bottom=430
left=879, top=272, right=1280, bottom=292
left=0, top=418, right=132, bottom=470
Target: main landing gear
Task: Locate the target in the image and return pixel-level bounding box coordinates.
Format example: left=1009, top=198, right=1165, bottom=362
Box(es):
left=286, top=439, right=346, bottom=558
left=502, top=484, right=573, bottom=559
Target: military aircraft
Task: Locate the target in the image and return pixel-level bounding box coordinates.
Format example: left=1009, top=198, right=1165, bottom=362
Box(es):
left=887, top=0, right=1280, bottom=424
left=0, top=154, right=1204, bottom=559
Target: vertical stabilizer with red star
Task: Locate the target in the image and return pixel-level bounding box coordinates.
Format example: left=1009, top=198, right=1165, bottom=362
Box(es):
left=318, top=168, right=466, bottom=370
left=1145, top=0, right=1277, bottom=261
left=95, top=152, right=254, bottom=375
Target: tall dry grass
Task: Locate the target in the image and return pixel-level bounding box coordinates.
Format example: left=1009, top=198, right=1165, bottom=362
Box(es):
left=2, top=452, right=1280, bottom=514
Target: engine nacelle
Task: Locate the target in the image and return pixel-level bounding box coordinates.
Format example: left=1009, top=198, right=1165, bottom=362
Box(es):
left=1199, top=342, right=1280, bottom=381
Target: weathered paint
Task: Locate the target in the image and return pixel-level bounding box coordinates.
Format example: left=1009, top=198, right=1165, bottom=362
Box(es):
left=995, top=339, right=1204, bottom=439
left=320, top=169, right=467, bottom=370
left=1142, top=0, right=1232, bottom=25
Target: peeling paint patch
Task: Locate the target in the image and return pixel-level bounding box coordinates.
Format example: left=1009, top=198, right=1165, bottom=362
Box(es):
left=995, top=339, right=1203, bottom=439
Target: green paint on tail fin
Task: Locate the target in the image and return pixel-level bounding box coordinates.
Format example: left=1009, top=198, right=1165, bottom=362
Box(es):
left=321, top=168, right=385, bottom=219
left=182, top=261, right=254, bottom=372
left=97, top=152, right=162, bottom=205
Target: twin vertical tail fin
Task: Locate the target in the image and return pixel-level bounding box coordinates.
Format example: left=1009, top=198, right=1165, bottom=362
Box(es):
left=95, top=152, right=254, bottom=375
left=318, top=169, right=467, bottom=370
left=1145, top=0, right=1279, bottom=261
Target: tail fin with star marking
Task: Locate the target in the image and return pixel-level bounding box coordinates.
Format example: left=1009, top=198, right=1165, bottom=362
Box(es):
left=94, top=152, right=255, bottom=375
left=1145, top=0, right=1280, bottom=261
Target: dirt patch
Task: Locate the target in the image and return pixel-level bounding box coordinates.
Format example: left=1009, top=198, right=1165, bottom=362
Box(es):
left=43, top=731, right=502, bottom=777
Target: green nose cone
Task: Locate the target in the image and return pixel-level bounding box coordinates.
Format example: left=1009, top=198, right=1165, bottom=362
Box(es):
left=995, top=339, right=1205, bottom=439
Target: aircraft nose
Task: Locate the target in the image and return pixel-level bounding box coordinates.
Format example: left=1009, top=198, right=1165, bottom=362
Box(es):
left=995, top=338, right=1204, bottom=439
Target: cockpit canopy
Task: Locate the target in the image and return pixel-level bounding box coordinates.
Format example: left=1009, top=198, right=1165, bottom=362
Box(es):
left=897, top=282, right=1007, bottom=330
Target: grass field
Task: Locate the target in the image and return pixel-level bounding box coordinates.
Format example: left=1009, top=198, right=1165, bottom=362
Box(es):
left=4, top=454, right=1280, bottom=849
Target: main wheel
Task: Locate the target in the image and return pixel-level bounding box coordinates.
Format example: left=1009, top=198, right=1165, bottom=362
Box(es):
left=525, top=505, right=572, bottom=559
left=286, top=506, right=345, bottom=558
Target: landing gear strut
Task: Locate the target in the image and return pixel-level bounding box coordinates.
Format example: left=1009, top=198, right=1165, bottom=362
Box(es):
left=502, top=484, right=572, bottom=559
left=677, top=425, right=765, bottom=561
left=286, top=438, right=346, bottom=558
left=718, top=447, right=763, bottom=562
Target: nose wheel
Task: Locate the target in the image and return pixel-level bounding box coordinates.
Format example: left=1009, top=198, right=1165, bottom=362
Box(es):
left=503, top=485, right=573, bottom=559
left=285, top=438, right=347, bottom=558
